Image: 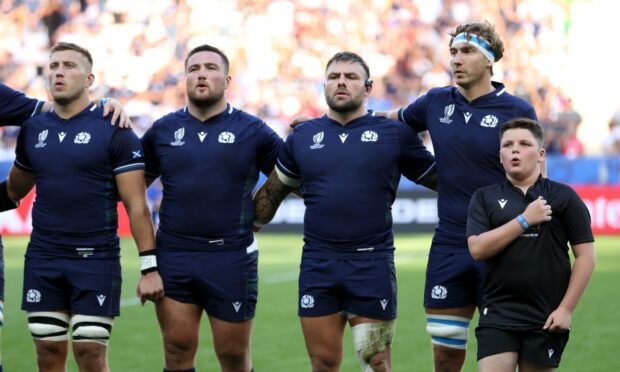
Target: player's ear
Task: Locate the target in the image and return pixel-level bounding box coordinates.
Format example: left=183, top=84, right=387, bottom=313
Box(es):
left=364, top=79, right=373, bottom=93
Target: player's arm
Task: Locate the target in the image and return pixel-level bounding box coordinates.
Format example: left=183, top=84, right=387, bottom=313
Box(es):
left=543, top=242, right=595, bottom=332
left=253, top=169, right=295, bottom=229
left=374, top=109, right=401, bottom=121
left=116, top=169, right=164, bottom=303
left=5, top=166, right=34, bottom=204
left=468, top=196, right=552, bottom=261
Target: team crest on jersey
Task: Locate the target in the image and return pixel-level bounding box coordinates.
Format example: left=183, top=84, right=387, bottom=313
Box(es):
left=431, top=285, right=447, bottom=299
left=480, top=115, right=499, bottom=128
left=310, top=132, right=325, bottom=149
left=361, top=130, right=378, bottom=142
left=34, top=130, right=48, bottom=148
left=301, top=294, right=315, bottom=308
left=26, top=289, right=41, bottom=303
left=218, top=131, right=235, bottom=144
left=171, top=127, right=185, bottom=146
left=74, top=132, right=91, bottom=144
left=439, top=104, right=455, bottom=124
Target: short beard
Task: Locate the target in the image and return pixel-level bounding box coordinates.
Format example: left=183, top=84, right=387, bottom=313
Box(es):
left=188, top=91, right=224, bottom=109
left=325, top=96, right=362, bottom=114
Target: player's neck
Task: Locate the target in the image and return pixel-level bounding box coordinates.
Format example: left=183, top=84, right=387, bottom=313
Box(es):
left=187, top=99, right=227, bottom=122
left=327, top=106, right=367, bottom=126
left=508, top=170, right=541, bottom=194
left=457, top=77, right=494, bottom=102
left=52, top=94, right=91, bottom=119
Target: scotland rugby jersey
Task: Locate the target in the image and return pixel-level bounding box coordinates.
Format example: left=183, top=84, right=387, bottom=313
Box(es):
left=467, top=177, right=593, bottom=328
left=0, top=83, right=44, bottom=126
left=142, top=104, right=283, bottom=251
left=276, top=113, right=435, bottom=259
left=14, top=103, right=145, bottom=258
left=399, top=82, right=537, bottom=252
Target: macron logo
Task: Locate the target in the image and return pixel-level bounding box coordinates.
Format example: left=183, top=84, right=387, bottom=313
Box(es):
left=232, top=302, right=242, bottom=313
left=464, top=112, right=472, bottom=123
left=380, top=299, right=388, bottom=311
left=58, top=132, right=66, bottom=143
left=548, top=349, right=554, bottom=358
left=498, top=199, right=508, bottom=209
left=97, top=294, right=106, bottom=306
left=198, top=131, right=207, bottom=143
left=339, top=133, right=348, bottom=143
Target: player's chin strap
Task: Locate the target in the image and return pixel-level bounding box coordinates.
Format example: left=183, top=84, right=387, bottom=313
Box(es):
left=351, top=320, right=395, bottom=371
left=426, top=314, right=470, bottom=350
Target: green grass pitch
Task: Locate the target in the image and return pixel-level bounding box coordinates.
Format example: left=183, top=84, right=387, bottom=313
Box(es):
left=2, top=234, right=618, bottom=371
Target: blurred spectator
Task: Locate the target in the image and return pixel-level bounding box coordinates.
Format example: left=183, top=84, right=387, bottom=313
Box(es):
left=0, top=0, right=585, bottom=158
left=603, top=111, right=620, bottom=155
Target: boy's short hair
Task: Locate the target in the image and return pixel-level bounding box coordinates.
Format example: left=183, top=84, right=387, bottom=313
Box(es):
left=500, top=117, right=545, bottom=148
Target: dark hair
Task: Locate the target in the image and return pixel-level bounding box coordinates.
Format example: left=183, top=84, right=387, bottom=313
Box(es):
left=50, top=42, right=93, bottom=67
left=500, top=117, right=545, bottom=147
left=184, top=44, right=230, bottom=74
left=325, top=52, right=370, bottom=80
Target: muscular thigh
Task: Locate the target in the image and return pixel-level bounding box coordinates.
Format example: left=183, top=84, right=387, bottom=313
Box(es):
left=424, top=250, right=485, bottom=309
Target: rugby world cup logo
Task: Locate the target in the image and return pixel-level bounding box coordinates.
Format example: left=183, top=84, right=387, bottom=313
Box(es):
left=310, top=131, right=325, bottom=149
left=439, top=104, right=455, bottom=124
left=171, top=127, right=185, bottom=146
left=35, top=130, right=48, bottom=148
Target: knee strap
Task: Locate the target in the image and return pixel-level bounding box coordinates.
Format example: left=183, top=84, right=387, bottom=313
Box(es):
left=71, top=314, right=113, bottom=345
left=28, top=311, right=70, bottom=342
left=351, top=321, right=396, bottom=371
left=426, top=314, right=470, bottom=350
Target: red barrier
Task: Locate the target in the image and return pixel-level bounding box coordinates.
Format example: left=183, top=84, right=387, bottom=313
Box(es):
left=1, top=186, right=619, bottom=236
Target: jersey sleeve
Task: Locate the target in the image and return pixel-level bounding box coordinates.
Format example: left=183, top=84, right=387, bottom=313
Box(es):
left=13, top=122, right=32, bottom=172
left=561, top=186, right=594, bottom=246
left=397, top=122, right=436, bottom=183
left=141, top=124, right=160, bottom=179
left=255, top=121, right=284, bottom=175
left=275, top=131, right=301, bottom=187
left=0, top=84, right=44, bottom=126
left=110, top=127, right=145, bottom=175
left=466, top=188, right=492, bottom=238
left=398, top=92, right=432, bottom=132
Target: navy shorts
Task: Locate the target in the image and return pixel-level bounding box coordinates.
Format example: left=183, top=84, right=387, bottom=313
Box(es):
left=158, top=241, right=258, bottom=322
left=424, top=250, right=485, bottom=309
left=298, top=257, right=397, bottom=320
left=476, top=326, right=570, bottom=368
left=22, top=257, right=122, bottom=316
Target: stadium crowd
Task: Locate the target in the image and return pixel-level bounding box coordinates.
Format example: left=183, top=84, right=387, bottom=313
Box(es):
left=0, top=0, right=587, bottom=157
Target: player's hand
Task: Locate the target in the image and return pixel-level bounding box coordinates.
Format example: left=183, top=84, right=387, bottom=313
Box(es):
left=102, top=98, right=133, bottom=128
left=137, top=271, right=165, bottom=304
left=543, top=306, right=571, bottom=333
left=522, top=196, right=552, bottom=226
left=289, top=115, right=312, bottom=128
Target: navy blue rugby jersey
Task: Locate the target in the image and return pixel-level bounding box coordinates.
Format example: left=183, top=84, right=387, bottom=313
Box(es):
left=276, top=112, right=436, bottom=259
left=0, top=83, right=44, bottom=126
left=142, top=104, right=283, bottom=251
left=15, top=103, right=145, bottom=258
left=399, top=82, right=537, bottom=252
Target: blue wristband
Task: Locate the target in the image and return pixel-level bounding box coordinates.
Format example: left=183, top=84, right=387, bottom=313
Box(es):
left=516, top=214, right=529, bottom=230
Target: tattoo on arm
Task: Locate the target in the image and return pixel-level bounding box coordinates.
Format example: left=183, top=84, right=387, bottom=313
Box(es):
left=254, top=170, right=293, bottom=225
